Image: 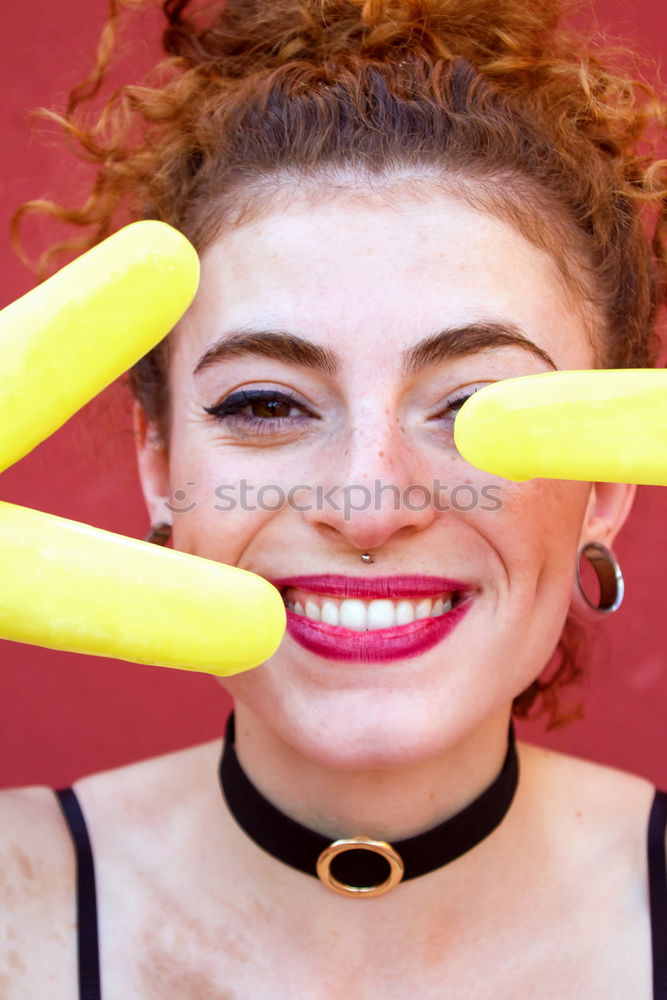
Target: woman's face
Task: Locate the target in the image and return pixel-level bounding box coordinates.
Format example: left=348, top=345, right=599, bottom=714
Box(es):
left=137, top=187, right=633, bottom=767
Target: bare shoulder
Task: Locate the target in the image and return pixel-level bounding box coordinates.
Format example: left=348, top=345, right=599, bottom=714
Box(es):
left=73, top=737, right=223, bottom=832
left=0, top=783, right=74, bottom=884
left=0, top=784, right=77, bottom=998
left=0, top=739, right=223, bottom=998
left=517, top=737, right=660, bottom=872
left=518, top=738, right=657, bottom=815
left=69, top=737, right=227, bottom=910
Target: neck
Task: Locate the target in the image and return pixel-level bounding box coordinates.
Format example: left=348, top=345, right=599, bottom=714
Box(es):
left=230, top=704, right=514, bottom=844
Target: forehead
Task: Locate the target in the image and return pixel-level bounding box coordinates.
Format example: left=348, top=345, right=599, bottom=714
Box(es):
left=176, top=189, right=596, bottom=372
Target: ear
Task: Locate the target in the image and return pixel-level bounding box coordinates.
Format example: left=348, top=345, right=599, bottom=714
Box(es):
left=579, top=481, right=636, bottom=550
left=133, top=401, right=171, bottom=527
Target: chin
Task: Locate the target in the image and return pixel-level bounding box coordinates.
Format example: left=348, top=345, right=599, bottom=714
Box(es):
left=223, top=640, right=523, bottom=770
left=261, top=689, right=477, bottom=771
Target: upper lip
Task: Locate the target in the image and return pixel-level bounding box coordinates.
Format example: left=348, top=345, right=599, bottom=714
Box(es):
left=267, top=575, right=475, bottom=599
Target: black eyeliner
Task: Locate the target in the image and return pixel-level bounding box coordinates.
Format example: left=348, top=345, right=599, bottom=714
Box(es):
left=204, top=388, right=300, bottom=418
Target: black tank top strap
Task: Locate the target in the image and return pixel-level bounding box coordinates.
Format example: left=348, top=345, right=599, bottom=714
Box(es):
left=649, top=788, right=667, bottom=1000
left=55, top=787, right=102, bottom=1000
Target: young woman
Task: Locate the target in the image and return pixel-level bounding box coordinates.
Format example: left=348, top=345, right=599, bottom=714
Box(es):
left=2, top=1, right=666, bottom=996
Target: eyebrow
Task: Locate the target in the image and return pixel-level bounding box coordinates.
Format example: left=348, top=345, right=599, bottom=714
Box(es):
left=193, top=321, right=558, bottom=377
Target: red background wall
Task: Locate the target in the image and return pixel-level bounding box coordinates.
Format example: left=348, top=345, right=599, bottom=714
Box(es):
left=1, top=0, right=666, bottom=791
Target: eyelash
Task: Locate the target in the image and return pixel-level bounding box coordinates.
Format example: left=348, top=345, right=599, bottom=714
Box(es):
left=203, top=387, right=482, bottom=435
left=436, top=388, right=480, bottom=421
left=204, top=389, right=311, bottom=434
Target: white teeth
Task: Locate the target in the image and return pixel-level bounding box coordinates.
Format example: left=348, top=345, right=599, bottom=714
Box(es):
left=415, top=598, right=432, bottom=619
left=395, top=600, right=415, bottom=625
left=288, top=591, right=456, bottom=629
left=338, top=599, right=367, bottom=631
left=367, top=599, right=396, bottom=630
left=321, top=599, right=340, bottom=626
left=304, top=599, right=321, bottom=622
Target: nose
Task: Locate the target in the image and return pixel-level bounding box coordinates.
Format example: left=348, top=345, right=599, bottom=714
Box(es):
left=301, top=413, right=436, bottom=553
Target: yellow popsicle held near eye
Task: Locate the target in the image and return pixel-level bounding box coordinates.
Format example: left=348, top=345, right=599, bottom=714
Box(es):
left=454, top=369, right=667, bottom=485
left=1, top=221, right=286, bottom=673
left=0, top=220, right=200, bottom=472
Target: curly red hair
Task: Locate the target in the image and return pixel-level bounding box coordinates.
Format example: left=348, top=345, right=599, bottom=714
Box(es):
left=12, top=0, right=667, bottom=726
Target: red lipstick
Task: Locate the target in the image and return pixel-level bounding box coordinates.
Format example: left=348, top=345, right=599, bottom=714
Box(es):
left=267, top=575, right=476, bottom=663
left=268, top=575, right=473, bottom=599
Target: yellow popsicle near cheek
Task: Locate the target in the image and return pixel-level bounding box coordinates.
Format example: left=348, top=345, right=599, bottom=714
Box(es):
left=0, top=220, right=200, bottom=472
left=0, top=221, right=286, bottom=673
left=0, top=502, right=286, bottom=674
left=454, top=369, right=667, bottom=485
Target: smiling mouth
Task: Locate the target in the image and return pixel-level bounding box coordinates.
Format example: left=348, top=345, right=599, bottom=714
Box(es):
left=281, top=587, right=462, bottom=632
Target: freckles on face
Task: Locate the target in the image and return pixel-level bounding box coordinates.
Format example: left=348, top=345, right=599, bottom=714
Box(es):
left=485, top=477, right=591, bottom=601
left=154, top=187, right=602, bottom=744
left=162, top=396, right=297, bottom=562
left=171, top=185, right=591, bottom=544
left=166, top=187, right=595, bottom=572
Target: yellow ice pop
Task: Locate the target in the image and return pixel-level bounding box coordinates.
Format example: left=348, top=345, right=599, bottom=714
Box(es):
left=0, top=220, right=199, bottom=473
left=454, top=369, right=667, bottom=485
left=0, top=221, right=286, bottom=674
left=0, top=502, right=286, bottom=673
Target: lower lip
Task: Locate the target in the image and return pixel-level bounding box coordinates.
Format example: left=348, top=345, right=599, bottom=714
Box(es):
left=284, top=600, right=473, bottom=662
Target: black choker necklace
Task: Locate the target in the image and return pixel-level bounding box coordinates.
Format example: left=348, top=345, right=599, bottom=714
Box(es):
left=219, top=713, right=519, bottom=898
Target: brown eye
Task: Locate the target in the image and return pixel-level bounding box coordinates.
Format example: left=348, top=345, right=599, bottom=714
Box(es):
left=250, top=398, right=293, bottom=419
left=203, top=388, right=314, bottom=434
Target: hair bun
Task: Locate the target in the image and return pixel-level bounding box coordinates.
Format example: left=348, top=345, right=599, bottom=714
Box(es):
left=355, top=0, right=559, bottom=62
left=163, top=0, right=561, bottom=76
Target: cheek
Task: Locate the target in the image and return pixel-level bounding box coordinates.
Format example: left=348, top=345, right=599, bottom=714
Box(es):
left=480, top=478, right=591, bottom=598
left=165, top=431, right=301, bottom=562
left=457, top=479, right=592, bottom=679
